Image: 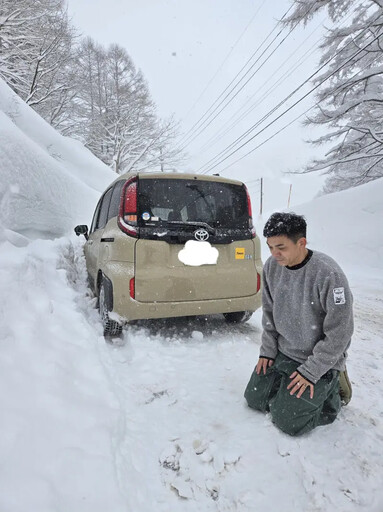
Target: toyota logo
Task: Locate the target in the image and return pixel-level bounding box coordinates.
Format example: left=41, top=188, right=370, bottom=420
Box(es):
left=194, top=229, right=209, bottom=241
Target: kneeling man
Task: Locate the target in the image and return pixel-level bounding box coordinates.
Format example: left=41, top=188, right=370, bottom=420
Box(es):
left=245, top=212, right=353, bottom=436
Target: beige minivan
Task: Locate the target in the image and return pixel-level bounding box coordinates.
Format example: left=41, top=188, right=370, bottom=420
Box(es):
left=75, top=171, right=262, bottom=336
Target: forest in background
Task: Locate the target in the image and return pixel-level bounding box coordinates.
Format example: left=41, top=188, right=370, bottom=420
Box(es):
left=0, top=0, right=182, bottom=174
left=1, top=0, right=383, bottom=192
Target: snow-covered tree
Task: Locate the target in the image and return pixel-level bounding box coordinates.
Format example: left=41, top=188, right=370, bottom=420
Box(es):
left=0, top=0, right=76, bottom=129
left=0, top=2, right=182, bottom=173
left=285, top=0, right=383, bottom=192
left=26, top=3, right=76, bottom=131
left=71, top=38, right=183, bottom=174
left=69, top=38, right=107, bottom=157
left=104, top=43, right=158, bottom=173
left=105, top=46, right=184, bottom=174
left=0, top=0, right=36, bottom=93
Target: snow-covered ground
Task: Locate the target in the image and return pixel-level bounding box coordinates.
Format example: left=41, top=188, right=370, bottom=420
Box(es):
left=1, top=78, right=383, bottom=511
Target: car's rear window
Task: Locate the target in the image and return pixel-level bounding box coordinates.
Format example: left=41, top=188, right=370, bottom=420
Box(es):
left=137, top=178, right=248, bottom=229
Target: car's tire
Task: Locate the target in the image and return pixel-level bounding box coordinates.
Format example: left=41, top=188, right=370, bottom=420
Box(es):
left=223, top=311, right=253, bottom=323
left=99, top=280, right=122, bottom=337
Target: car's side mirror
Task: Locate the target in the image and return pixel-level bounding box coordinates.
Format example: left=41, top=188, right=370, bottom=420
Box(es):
left=74, top=225, right=89, bottom=240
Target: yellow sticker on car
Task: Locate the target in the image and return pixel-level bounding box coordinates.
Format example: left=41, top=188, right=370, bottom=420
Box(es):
left=235, top=248, right=245, bottom=259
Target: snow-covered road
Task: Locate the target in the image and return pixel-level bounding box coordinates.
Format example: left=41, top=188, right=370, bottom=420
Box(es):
left=98, top=279, right=383, bottom=512
left=1, top=236, right=381, bottom=512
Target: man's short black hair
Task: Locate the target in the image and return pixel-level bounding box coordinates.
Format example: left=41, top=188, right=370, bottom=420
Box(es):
left=263, top=212, right=307, bottom=242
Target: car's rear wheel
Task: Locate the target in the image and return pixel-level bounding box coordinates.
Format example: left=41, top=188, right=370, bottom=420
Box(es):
left=99, top=280, right=122, bottom=337
left=223, top=311, right=253, bottom=323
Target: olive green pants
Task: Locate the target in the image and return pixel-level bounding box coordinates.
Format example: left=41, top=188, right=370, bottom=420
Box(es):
left=244, top=352, right=341, bottom=436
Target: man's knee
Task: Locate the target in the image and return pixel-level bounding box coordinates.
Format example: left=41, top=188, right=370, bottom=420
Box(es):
left=244, top=369, right=279, bottom=412
left=269, top=386, right=321, bottom=436
left=244, top=373, right=267, bottom=412
left=270, top=406, right=314, bottom=436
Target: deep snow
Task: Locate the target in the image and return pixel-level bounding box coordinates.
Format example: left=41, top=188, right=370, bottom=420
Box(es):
left=0, top=77, right=383, bottom=511
left=0, top=79, right=115, bottom=240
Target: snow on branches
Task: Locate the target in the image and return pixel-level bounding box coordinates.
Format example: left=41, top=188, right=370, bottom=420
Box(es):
left=284, top=0, right=383, bottom=192
left=0, top=1, right=183, bottom=174
left=71, top=39, right=183, bottom=174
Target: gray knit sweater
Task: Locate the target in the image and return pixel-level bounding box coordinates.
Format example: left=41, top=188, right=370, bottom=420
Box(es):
left=260, top=250, right=354, bottom=384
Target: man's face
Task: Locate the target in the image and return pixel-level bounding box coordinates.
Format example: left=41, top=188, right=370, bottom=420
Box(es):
left=266, top=235, right=307, bottom=267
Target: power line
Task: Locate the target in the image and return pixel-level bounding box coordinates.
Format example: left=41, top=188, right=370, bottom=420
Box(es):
left=209, top=36, right=383, bottom=175
left=195, top=6, right=355, bottom=157
left=181, top=0, right=268, bottom=122
left=178, top=17, right=303, bottom=153
left=197, top=15, right=327, bottom=154
left=219, top=69, right=377, bottom=175
left=175, top=3, right=296, bottom=150
left=177, top=1, right=325, bottom=154
left=198, top=27, right=381, bottom=175
left=213, top=55, right=382, bottom=177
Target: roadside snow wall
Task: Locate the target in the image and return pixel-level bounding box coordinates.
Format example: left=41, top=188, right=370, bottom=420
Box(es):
left=0, top=78, right=116, bottom=240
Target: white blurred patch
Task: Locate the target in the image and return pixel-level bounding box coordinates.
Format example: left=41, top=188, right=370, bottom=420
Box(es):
left=178, top=240, right=219, bottom=266
left=191, top=330, right=204, bottom=341
left=333, top=287, right=346, bottom=305
left=3, top=228, right=30, bottom=247
left=9, top=184, right=20, bottom=194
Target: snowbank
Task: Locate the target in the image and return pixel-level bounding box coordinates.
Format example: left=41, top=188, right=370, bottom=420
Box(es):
left=0, top=238, right=126, bottom=511
left=295, top=179, right=383, bottom=272
left=256, top=177, right=383, bottom=274
left=0, top=79, right=115, bottom=239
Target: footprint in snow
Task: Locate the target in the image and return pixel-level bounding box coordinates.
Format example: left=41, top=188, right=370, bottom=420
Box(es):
left=159, top=438, right=241, bottom=502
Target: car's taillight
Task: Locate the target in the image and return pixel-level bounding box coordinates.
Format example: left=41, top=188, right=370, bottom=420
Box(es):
left=244, top=185, right=256, bottom=238
left=130, top=277, right=135, bottom=299
left=118, top=178, right=138, bottom=237
left=257, top=272, right=261, bottom=293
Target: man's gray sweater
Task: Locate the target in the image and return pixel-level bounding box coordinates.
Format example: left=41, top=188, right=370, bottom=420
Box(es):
left=260, top=251, right=354, bottom=384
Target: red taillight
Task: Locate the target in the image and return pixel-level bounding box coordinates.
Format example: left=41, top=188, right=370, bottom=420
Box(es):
left=257, top=272, right=261, bottom=292
left=244, top=185, right=256, bottom=238
left=130, top=277, right=135, bottom=299
left=118, top=178, right=138, bottom=236
left=124, top=181, right=137, bottom=216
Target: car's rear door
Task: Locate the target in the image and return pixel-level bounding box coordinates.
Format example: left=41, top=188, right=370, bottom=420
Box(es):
left=134, top=177, right=259, bottom=303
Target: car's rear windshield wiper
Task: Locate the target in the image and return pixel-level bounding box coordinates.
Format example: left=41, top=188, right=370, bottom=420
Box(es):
left=162, top=220, right=216, bottom=234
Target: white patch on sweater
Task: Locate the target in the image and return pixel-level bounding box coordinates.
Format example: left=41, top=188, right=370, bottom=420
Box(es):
left=333, top=287, right=346, bottom=305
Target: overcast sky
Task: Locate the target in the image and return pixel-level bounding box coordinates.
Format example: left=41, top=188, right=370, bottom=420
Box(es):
left=67, top=0, right=330, bottom=209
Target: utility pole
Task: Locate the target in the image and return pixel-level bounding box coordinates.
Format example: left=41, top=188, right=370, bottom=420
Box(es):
left=160, top=147, right=164, bottom=172
left=260, top=177, right=263, bottom=215
left=287, top=184, right=292, bottom=209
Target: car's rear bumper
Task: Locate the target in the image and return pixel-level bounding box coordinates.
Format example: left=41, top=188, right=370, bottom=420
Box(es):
left=106, top=258, right=263, bottom=322
left=113, top=291, right=262, bottom=322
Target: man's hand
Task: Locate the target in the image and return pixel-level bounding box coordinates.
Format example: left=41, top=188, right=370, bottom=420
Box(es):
left=287, top=371, right=314, bottom=399
left=256, top=357, right=274, bottom=375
